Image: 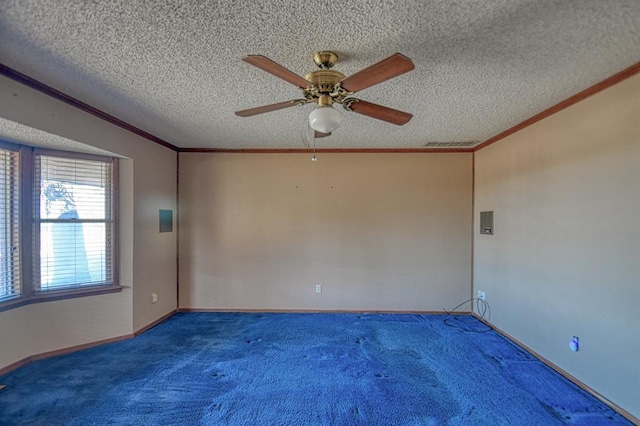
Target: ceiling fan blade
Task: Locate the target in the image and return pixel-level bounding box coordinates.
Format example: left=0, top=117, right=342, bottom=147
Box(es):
left=243, top=55, right=312, bottom=89
left=346, top=99, right=413, bottom=125
left=314, top=131, right=331, bottom=138
left=235, top=99, right=307, bottom=117
left=340, top=53, right=414, bottom=93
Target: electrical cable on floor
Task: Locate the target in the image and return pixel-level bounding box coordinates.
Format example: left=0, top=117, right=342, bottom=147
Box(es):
left=443, top=297, right=492, bottom=333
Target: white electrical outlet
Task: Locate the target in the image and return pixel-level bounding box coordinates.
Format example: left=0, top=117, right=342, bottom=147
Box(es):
left=477, top=290, right=486, bottom=301
left=315, top=284, right=322, bottom=293
left=151, top=293, right=158, bottom=304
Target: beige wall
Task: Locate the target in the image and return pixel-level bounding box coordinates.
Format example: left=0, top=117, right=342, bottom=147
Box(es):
left=0, top=75, right=177, bottom=370
left=179, top=152, right=473, bottom=311
left=474, top=74, right=640, bottom=417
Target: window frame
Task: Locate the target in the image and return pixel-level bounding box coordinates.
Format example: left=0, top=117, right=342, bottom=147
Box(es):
left=0, top=140, right=121, bottom=313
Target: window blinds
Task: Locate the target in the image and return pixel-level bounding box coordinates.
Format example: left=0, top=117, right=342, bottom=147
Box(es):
left=0, top=148, right=20, bottom=301
left=34, top=154, right=114, bottom=292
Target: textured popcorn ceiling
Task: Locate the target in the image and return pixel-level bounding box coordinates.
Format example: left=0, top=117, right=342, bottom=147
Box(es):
left=0, top=0, right=638, bottom=150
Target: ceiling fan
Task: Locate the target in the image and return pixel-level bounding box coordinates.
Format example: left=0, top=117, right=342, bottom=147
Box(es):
left=235, top=51, right=415, bottom=137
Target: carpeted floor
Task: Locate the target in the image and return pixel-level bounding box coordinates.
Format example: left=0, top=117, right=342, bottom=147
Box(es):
left=0, top=312, right=631, bottom=425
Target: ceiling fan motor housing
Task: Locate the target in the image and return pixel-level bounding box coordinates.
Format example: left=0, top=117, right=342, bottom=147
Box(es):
left=304, top=70, right=345, bottom=95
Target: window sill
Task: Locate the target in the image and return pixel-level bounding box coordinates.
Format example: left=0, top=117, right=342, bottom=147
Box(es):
left=0, top=285, right=123, bottom=313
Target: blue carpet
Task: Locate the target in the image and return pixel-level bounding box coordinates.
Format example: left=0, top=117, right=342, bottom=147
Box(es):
left=0, top=312, right=631, bottom=425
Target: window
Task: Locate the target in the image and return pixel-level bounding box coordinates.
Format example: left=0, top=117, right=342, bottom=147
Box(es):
left=0, top=141, right=119, bottom=311
left=0, top=146, right=20, bottom=302
left=34, top=153, right=115, bottom=292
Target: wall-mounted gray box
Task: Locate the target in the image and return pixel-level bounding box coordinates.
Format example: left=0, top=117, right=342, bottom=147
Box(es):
left=480, top=211, right=493, bottom=235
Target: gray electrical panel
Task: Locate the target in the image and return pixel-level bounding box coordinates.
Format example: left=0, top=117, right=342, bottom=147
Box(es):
left=480, top=211, right=493, bottom=235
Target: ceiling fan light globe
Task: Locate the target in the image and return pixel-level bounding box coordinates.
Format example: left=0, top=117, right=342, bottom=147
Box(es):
left=309, top=106, right=342, bottom=133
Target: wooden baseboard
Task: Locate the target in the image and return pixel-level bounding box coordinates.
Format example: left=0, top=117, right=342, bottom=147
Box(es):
left=0, top=310, right=178, bottom=377
left=178, top=308, right=470, bottom=315
left=0, top=333, right=133, bottom=377
left=471, top=313, right=638, bottom=424
left=134, top=309, right=178, bottom=336
left=0, top=356, right=32, bottom=377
